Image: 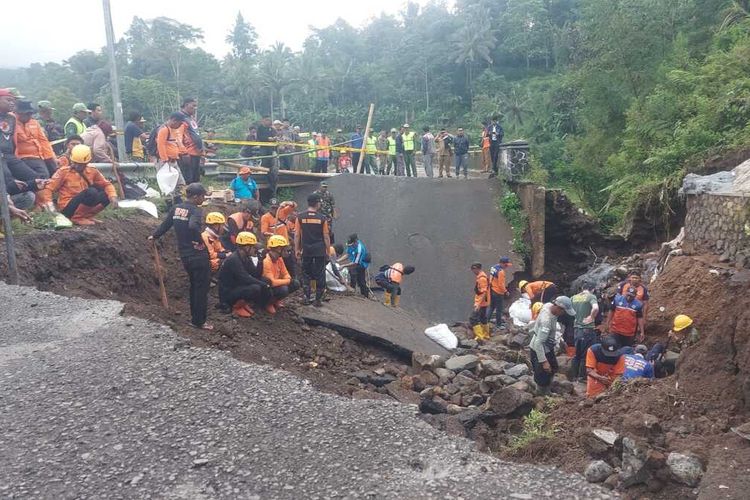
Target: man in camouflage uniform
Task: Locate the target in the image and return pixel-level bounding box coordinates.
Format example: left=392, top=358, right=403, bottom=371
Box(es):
left=313, top=181, right=337, bottom=243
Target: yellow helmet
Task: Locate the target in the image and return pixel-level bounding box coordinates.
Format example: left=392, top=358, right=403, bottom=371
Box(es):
left=531, top=302, right=543, bottom=316
left=205, top=212, right=226, bottom=225
left=236, top=231, right=257, bottom=246
left=70, top=144, right=92, bottom=164
left=267, top=234, right=288, bottom=248
left=673, top=314, right=693, bottom=332
left=518, top=280, right=529, bottom=292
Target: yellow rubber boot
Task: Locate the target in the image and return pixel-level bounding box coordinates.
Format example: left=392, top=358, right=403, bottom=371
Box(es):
left=383, top=291, right=392, bottom=306
left=483, top=323, right=491, bottom=339
left=392, top=294, right=400, bottom=307
left=473, top=324, right=486, bottom=341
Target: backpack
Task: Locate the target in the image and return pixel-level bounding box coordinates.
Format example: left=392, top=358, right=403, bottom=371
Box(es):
left=118, top=172, right=147, bottom=200
left=145, top=125, right=164, bottom=158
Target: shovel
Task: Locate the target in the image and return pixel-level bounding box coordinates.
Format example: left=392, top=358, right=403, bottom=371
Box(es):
left=151, top=241, right=169, bottom=309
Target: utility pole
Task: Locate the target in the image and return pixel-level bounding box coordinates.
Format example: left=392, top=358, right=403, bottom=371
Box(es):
left=0, top=154, right=19, bottom=285
left=102, top=0, right=127, bottom=162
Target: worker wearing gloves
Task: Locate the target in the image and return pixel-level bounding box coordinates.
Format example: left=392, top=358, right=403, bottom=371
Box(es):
left=375, top=262, right=415, bottom=307
left=218, top=231, right=271, bottom=318
left=262, top=235, right=300, bottom=314
left=529, top=296, right=576, bottom=395
left=38, top=144, right=118, bottom=225
left=202, top=212, right=231, bottom=272
left=469, top=263, right=491, bottom=341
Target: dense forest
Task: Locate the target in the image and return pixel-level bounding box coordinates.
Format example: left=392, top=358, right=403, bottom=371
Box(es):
left=2, top=0, right=749, bottom=235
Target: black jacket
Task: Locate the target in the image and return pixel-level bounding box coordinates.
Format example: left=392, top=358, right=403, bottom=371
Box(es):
left=218, top=251, right=267, bottom=303
left=152, top=202, right=208, bottom=261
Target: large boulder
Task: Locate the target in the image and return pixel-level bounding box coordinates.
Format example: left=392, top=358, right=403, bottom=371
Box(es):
left=483, top=387, right=534, bottom=418
left=666, top=452, right=704, bottom=487
left=585, top=460, right=613, bottom=483
left=582, top=428, right=620, bottom=457
left=445, top=354, right=480, bottom=372
left=478, top=359, right=510, bottom=376
left=433, top=367, right=455, bottom=383
left=419, top=397, right=449, bottom=415
left=384, top=381, right=420, bottom=405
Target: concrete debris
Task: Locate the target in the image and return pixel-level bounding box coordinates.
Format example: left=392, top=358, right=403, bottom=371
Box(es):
left=445, top=354, right=480, bottom=372
left=666, top=452, right=704, bottom=487
left=412, top=353, right=445, bottom=371
left=479, top=359, right=510, bottom=376
left=681, top=160, right=750, bottom=196
left=585, top=460, right=614, bottom=483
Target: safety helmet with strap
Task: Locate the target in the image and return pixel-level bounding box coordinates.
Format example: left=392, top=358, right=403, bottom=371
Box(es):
left=267, top=234, right=288, bottom=248
left=673, top=314, right=693, bottom=332
left=236, top=231, right=257, bottom=246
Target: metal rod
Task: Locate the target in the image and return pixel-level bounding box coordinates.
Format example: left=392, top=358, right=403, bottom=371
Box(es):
left=102, top=0, right=127, bottom=163
left=356, top=103, right=375, bottom=173
left=0, top=154, right=19, bottom=285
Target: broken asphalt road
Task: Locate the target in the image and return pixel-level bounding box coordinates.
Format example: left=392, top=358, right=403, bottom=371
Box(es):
left=0, top=283, right=611, bottom=499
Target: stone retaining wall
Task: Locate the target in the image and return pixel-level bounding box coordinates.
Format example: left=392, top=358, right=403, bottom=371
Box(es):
left=684, top=193, right=750, bottom=268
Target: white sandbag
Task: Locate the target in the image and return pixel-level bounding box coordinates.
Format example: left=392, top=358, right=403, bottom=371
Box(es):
left=54, top=213, right=73, bottom=229
left=118, top=199, right=159, bottom=218
left=156, top=162, right=180, bottom=195
left=325, top=263, right=347, bottom=292
left=509, top=296, right=532, bottom=326
left=424, top=323, right=458, bottom=350
left=144, top=187, right=161, bottom=199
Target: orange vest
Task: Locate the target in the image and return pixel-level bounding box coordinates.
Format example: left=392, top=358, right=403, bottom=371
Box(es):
left=16, top=118, right=55, bottom=160
left=201, top=230, right=227, bottom=272
left=474, top=271, right=490, bottom=308
left=385, top=262, right=404, bottom=284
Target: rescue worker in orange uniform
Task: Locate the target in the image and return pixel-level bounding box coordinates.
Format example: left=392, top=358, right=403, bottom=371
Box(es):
left=260, top=198, right=289, bottom=240
left=518, top=279, right=559, bottom=304
left=470, top=262, right=491, bottom=341
left=480, top=123, right=491, bottom=173
left=262, top=235, right=300, bottom=314
left=202, top=212, right=231, bottom=272
left=14, top=100, right=57, bottom=178
left=375, top=262, right=415, bottom=307
left=224, top=199, right=260, bottom=251
left=57, top=135, right=83, bottom=168
left=585, top=335, right=626, bottom=398
left=488, top=256, right=512, bottom=329
left=39, top=144, right=118, bottom=225
left=156, top=113, right=188, bottom=201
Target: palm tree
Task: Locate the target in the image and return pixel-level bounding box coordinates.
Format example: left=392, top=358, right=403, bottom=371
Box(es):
left=451, top=14, right=497, bottom=97
left=500, top=86, right=532, bottom=129
left=259, top=42, right=293, bottom=118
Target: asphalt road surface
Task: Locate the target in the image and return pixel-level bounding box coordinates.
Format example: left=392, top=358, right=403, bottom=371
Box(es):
left=0, top=284, right=610, bottom=499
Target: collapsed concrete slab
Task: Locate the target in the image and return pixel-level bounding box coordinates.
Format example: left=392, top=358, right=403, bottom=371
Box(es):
left=299, top=295, right=451, bottom=358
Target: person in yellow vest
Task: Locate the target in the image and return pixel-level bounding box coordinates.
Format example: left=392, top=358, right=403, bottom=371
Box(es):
left=202, top=212, right=231, bottom=272
left=470, top=263, right=491, bottom=341
left=307, top=133, right=318, bottom=171
left=376, top=130, right=388, bottom=175
left=386, top=128, right=398, bottom=175
left=401, top=123, right=417, bottom=177
left=362, top=128, right=378, bottom=175
left=64, top=103, right=89, bottom=138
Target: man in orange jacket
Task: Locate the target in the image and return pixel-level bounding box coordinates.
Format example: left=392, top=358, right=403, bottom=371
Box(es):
left=223, top=199, right=260, bottom=251
left=488, top=256, right=512, bottom=329
left=470, top=262, right=491, bottom=341
left=15, top=100, right=57, bottom=178
left=39, top=144, right=118, bottom=225
left=262, top=235, right=300, bottom=314
left=202, top=212, right=231, bottom=272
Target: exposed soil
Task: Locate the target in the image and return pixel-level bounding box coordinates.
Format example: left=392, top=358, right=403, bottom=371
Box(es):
left=0, top=214, right=409, bottom=397
left=512, top=254, right=750, bottom=498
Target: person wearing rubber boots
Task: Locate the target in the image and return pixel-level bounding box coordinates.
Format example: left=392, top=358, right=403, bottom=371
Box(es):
left=470, top=263, right=491, bottom=342
left=529, top=296, right=576, bottom=395
left=488, top=256, right=512, bottom=329
left=375, top=262, right=415, bottom=307
left=150, top=183, right=212, bottom=331
left=218, top=231, right=271, bottom=318
left=294, top=193, right=331, bottom=307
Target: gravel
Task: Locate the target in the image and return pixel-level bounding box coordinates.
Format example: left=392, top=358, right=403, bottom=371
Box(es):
left=0, top=283, right=612, bottom=499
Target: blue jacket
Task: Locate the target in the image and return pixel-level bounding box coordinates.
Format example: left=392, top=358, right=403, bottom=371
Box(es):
left=350, top=132, right=364, bottom=149
left=230, top=176, right=257, bottom=200
left=621, top=354, right=654, bottom=381
left=454, top=135, right=470, bottom=155
left=346, top=241, right=369, bottom=269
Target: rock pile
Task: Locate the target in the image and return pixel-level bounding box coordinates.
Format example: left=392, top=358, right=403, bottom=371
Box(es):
left=581, top=413, right=705, bottom=492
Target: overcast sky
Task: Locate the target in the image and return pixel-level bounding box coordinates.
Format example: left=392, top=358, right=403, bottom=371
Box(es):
left=1, top=0, right=439, bottom=68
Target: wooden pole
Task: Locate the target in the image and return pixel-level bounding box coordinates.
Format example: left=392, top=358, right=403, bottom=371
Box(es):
left=151, top=242, right=169, bottom=309
left=355, top=103, right=375, bottom=174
